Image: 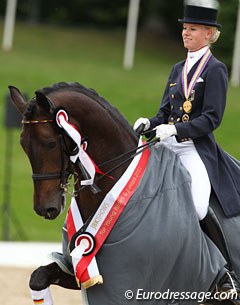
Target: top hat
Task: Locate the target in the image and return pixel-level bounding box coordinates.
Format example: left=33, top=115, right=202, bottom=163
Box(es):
left=178, top=0, right=222, bottom=28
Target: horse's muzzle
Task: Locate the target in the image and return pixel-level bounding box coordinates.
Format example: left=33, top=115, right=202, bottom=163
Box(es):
left=34, top=193, right=66, bottom=220
left=34, top=205, right=60, bottom=220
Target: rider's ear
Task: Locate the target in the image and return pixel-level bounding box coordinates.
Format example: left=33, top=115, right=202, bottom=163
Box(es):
left=35, top=91, right=54, bottom=114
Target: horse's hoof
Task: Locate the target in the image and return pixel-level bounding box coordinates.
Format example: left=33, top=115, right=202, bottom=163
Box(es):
left=29, top=266, right=50, bottom=291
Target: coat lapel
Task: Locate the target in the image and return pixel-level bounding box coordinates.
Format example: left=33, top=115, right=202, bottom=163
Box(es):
left=177, top=62, right=185, bottom=98
left=177, top=58, right=210, bottom=99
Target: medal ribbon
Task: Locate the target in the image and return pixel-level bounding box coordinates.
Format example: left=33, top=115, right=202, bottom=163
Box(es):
left=182, top=48, right=212, bottom=100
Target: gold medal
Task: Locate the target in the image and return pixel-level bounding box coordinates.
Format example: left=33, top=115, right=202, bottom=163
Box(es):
left=183, top=100, right=192, bottom=114
left=182, top=114, right=190, bottom=122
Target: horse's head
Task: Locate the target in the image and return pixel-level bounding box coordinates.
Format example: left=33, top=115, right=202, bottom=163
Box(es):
left=9, top=86, right=75, bottom=219
left=9, top=83, right=138, bottom=221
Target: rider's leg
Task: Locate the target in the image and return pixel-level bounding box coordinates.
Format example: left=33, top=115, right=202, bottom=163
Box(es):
left=176, top=143, right=210, bottom=220
left=201, top=208, right=240, bottom=295
left=200, top=208, right=232, bottom=270
left=161, top=137, right=210, bottom=220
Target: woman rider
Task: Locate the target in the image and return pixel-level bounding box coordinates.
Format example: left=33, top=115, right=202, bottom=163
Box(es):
left=134, top=0, right=240, bottom=298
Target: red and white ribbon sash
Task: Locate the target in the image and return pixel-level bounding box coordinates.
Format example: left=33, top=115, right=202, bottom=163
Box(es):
left=66, top=197, right=103, bottom=289
left=56, top=109, right=95, bottom=186
left=67, top=138, right=150, bottom=289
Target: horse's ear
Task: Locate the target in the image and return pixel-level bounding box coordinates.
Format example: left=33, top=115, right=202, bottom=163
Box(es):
left=8, top=86, right=27, bottom=114
left=35, top=91, right=54, bottom=114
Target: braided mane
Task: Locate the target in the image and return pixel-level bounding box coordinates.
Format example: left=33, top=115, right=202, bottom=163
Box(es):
left=25, top=82, right=134, bottom=135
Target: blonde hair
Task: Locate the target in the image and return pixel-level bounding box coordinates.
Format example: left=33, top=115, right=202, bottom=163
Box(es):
left=207, top=27, right=221, bottom=44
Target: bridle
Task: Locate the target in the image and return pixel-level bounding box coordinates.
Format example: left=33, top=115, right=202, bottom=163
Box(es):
left=22, top=117, right=158, bottom=196
left=22, top=118, right=75, bottom=193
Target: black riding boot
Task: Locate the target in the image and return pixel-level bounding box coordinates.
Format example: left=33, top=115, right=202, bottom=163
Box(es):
left=200, top=208, right=240, bottom=298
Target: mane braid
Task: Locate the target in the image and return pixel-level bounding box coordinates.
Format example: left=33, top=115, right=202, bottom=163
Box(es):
left=37, top=82, right=135, bottom=135
left=24, top=99, right=37, bottom=120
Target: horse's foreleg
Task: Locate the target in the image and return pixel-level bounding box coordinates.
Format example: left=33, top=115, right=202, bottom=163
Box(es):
left=29, top=262, right=80, bottom=291
left=29, top=262, right=80, bottom=304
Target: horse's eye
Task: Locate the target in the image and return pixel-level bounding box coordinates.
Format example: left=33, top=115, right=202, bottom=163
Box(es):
left=46, top=141, right=57, bottom=150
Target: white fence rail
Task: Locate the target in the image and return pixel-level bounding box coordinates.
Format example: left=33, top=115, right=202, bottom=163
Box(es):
left=0, top=242, right=61, bottom=267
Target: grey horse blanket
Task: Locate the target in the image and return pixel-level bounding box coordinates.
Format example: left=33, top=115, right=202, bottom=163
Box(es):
left=51, top=146, right=228, bottom=305
left=209, top=153, right=240, bottom=281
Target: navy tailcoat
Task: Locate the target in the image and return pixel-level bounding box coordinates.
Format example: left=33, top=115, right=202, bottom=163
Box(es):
left=149, top=55, right=240, bottom=217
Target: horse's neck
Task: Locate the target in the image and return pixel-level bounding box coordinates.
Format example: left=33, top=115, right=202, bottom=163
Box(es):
left=55, top=91, right=138, bottom=222
left=74, top=124, right=138, bottom=222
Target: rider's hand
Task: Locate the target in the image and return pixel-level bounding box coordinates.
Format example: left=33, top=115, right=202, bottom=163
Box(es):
left=155, top=124, right=177, bottom=141
left=133, top=117, right=150, bottom=131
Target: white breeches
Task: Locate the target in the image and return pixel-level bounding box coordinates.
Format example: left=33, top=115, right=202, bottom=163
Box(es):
left=159, top=137, right=211, bottom=220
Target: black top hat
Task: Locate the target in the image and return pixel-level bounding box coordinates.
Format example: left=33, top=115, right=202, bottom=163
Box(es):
left=178, top=0, right=222, bottom=28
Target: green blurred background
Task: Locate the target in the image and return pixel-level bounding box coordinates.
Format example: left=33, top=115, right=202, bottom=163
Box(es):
left=0, top=0, right=239, bottom=241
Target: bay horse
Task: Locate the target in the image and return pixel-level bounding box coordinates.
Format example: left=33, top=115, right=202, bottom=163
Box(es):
left=9, top=83, right=239, bottom=305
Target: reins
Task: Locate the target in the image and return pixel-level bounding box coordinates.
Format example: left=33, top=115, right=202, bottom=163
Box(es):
left=87, top=122, right=157, bottom=181
left=93, top=138, right=158, bottom=183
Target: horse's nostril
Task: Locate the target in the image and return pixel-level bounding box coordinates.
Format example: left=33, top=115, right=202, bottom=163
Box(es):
left=45, top=208, right=59, bottom=220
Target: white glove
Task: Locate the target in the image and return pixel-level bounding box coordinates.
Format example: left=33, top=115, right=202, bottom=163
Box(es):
left=133, top=117, right=150, bottom=131
left=155, top=124, right=177, bottom=141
